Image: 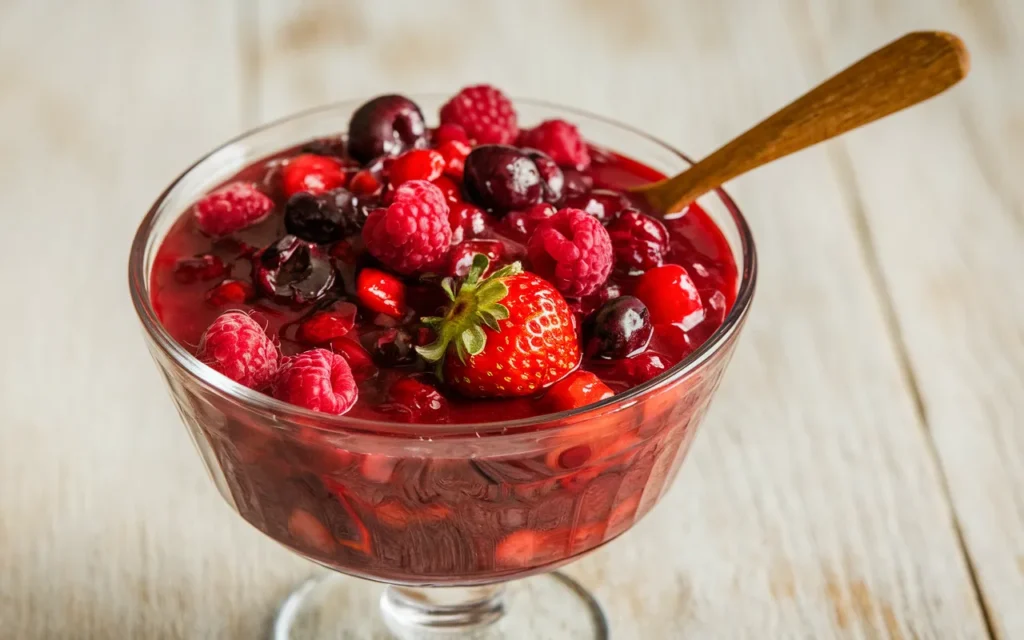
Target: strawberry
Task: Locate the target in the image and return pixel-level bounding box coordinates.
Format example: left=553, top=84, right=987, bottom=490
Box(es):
left=416, top=255, right=580, bottom=398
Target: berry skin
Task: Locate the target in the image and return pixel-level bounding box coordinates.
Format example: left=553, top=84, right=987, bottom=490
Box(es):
left=174, top=254, right=227, bottom=284
left=583, top=296, right=653, bottom=359
left=439, top=85, right=518, bottom=145
left=297, top=301, right=357, bottom=345
left=447, top=240, right=506, bottom=277
left=499, top=203, right=556, bottom=244
left=564, top=189, right=631, bottom=223
left=271, top=348, right=358, bottom=415
left=523, top=149, right=565, bottom=204
left=436, top=139, right=472, bottom=180
left=348, top=170, right=382, bottom=197
left=362, top=180, right=452, bottom=275
left=205, top=279, right=253, bottom=306
left=448, top=202, right=494, bottom=244
left=347, top=94, right=428, bottom=164
left=518, top=119, right=591, bottom=170
left=254, top=236, right=336, bottom=306
left=606, top=209, right=670, bottom=274
left=526, top=208, right=613, bottom=298
left=193, top=182, right=274, bottom=236
left=633, top=264, right=705, bottom=329
left=432, top=123, right=470, bottom=145
left=327, top=337, right=378, bottom=381
left=196, top=311, right=279, bottom=388
left=363, top=328, right=417, bottom=367
left=387, top=149, right=445, bottom=186
left=282, top=154, right=347, bottom=197
left=544, top=370, right=614, bottom=412
left=356, top=267, right=408, bottom=318
left=561, top=169, right=594, bottom=200
left=463, top=145, right=543, bottom=213
left=380, top=375, right=450, bottom=423
left=417, top=257, right=580, bottom=398
left=284, top=191, right=349, bottom=244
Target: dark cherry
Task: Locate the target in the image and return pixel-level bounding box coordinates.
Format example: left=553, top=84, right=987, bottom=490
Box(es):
left=254, top=235, right=336, bottom=305
left=284, top=192, right=348, bottom=244
left=448, top=202, right=495, bottom=244
left=361, top=328, right=417, bottom=367
left=561, top=169, right=593, bottom=200
left=584, top=296, right=653, bottom=360
left=448, top=239, right=506, bottom=277
left=565, top=189, right=631, bottom=223
left=606, top=208, right=670, bottom=274
left=498, top=203, right=556, bottom=244
left=523, top=148, right=564, bottom=204
left=463, top=145, right=543, bottom=214
left=347, top=95, right=427, bottom=164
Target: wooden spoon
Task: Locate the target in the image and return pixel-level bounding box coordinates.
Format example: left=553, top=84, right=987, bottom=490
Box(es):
left=632, top=31, right=970, bottom=214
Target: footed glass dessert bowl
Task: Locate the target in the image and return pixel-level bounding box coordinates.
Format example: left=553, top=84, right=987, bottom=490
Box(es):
left=129, top=89, right=756, bottom=639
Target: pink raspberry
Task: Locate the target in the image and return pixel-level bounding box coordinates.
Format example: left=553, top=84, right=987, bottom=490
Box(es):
left=526, top=208, right=613, bottom=297
left=518, top=119, right=591, bottom=170
left=196, top=311, right=279, bottom=388
left=362, top=180, right=452, bottom=275
left=193, top=182, right=274, bottom=236
left=439, top=85, right=518, bottom=145
left=271, top=348, right=358, bottom=415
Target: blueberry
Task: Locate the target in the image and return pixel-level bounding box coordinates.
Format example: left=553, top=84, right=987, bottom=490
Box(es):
left=347, top=95, right=427, bottom=164
left=523, top=148, right=564, bottom=204
left=463, top=145, right=544, bottom=214
left=584, top=296, right=653, bottom=360
left=254, top=235, right=336, bottom=306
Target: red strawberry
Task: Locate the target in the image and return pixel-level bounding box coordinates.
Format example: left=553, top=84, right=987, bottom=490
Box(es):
left=416, top=255, right=580, bottom=398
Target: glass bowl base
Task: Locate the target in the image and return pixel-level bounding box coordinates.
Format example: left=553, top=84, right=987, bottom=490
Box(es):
left=271, top=570, right=608, bottom=639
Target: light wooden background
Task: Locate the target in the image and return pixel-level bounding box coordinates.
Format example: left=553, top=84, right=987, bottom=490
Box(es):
left=0, top=1, right=1021, bottom=638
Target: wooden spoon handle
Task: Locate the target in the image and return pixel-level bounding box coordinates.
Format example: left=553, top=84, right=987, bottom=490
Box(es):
left=635, top=31, right=969, bottom=213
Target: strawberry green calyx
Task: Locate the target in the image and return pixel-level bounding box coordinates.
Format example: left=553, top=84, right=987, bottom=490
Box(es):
left=416, top=254, right=521, bottom=366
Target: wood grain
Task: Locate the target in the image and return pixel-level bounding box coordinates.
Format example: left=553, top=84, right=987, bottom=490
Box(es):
left=636, top=31, right=969, bottom=214
left=787, top=0, right=1024, bottom=637
left=0, top=0, right=1018, bottom=638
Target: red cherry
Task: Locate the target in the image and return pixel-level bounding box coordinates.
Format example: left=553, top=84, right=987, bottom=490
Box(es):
left=388, top=149, right=445, bottom=186
left=282, top=154, right=347, bottom=197
left=356, top=268, right=408, bottom=318
left=544, top=370, right=614, bottom=413
left=298, top=301, right=358, bottom=344
left=205, top=279, right=253, bottom=306
left=328, top=337, right=378, bottom=381
left=633, top=264, right=705, bottom=328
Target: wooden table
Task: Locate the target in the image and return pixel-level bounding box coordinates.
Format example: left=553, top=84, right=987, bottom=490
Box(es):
left=1, top=1, right=1021, bottom=637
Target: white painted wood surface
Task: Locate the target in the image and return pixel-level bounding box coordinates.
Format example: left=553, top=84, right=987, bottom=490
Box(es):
left=0, top=1, right=1019, bottom=638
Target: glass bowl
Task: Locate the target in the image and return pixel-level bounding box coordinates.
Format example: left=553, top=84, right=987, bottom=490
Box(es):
left=129, top=96, right=757, bottom=639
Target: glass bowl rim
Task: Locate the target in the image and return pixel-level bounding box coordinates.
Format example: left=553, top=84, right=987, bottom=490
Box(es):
left=128, top=95, right=758, bottom=438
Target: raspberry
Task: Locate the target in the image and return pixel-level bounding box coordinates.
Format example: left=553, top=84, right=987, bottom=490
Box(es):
left=193, top=182, right=274, bottom=236
left=526, top=208, right=613, bottom=297
left=361, top=180, right=452, bottom=275
left=282, top=154, right=347, bottom=197
left=387, top=149, right=445, bottom=186
left=196, top=311, right=279, bottom=388
left=271, top=348, right=358, bottom=414
left=606, top=209, right=670, bottom=274
left=518, top=119, right=591, bottom=170
left=439, top=85, right=518, bottom=145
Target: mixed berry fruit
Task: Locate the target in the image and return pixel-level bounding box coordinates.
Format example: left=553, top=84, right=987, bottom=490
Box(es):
left=150, top=87, right=739, bottom=581
left=153, top=86, right=736, bottom=423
